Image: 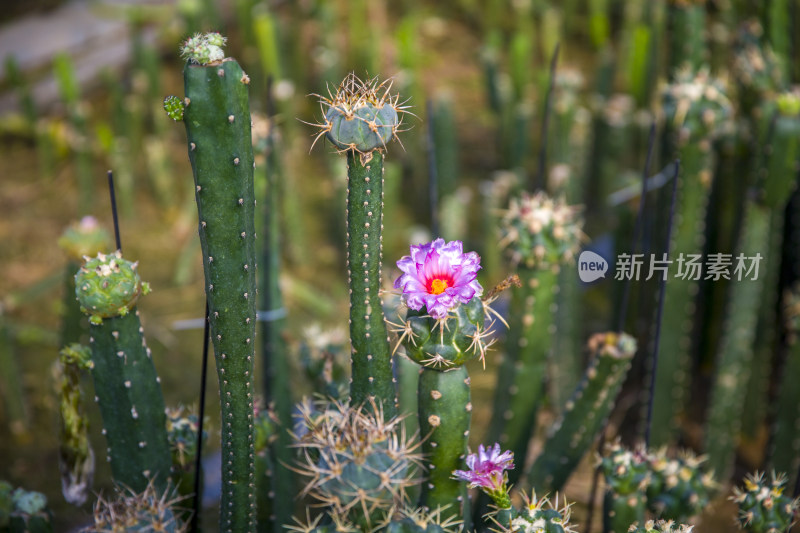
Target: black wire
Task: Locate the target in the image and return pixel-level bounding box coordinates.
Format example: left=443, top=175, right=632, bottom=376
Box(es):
left=107, top=170, right=122, bottom=252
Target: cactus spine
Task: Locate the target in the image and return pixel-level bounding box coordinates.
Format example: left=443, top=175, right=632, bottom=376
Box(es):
left=731, top=471, right=799, bottom=533
left=76, top=252, right=171, bottom=494
left=527, top=332, right=637, bottom=493
left=179, top=33, right=258, bottom=531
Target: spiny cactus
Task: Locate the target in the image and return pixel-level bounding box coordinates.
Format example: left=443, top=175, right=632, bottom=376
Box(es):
left=308, top=73, right=409, bottom=416
left=650, top=68, right=733, bottom=448
left=731, top=471, right=799, bottom=533
left=177, top=32, right=258, bottom=531
left=667, top=0, right=707, bottom=74
left=527, top=332, right=637, bottom=493
left=601, top=441, right=650, bottom=533
left=502, top=492, right=576, bottom=533
left=253, top=400, right=277, bottom=531
left=627, top=520, right=695, bottom=533
left=490, top=192, right=582, bottom=485
left=292, top=400, right=422, bottom=529
left=165, top=406, right=205, bottom=511
left=0, top=482, right=53, bottom=533
left=645, top=449, right=717, bottom=522
left=86, top=479, right=187, bottom=532
left=55, top=343, right=94, bottom=506
left=75, top=252, right=171, bottom=494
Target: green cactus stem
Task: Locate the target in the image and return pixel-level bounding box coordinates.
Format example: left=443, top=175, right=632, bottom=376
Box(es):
left=309, top=74, right=406, bottom=415
left=180, top=32, right=258, bottom=531
left=649, top=69, right=732, bottom=447
left=527, top=332, right=637, bottom=493
left=165, top=406, right=205, bottom=516
left=418, top=366, right=471, bottom=523
left=667, top=0, right=706, bottom=74
left=601, top=441, right=649, bottom=533
left=76, top=252, right=171, bottom=494
left=489, top=192, right=583, bottom=484
left=731, top=471, right=799, bottom=533
left=253, top=402, right=276, bottom=532
left=704, top=201, right=770, bottom=480
left=56, top=343, right=94, bottom=506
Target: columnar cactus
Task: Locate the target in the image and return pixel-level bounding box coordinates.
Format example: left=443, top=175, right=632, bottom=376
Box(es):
left=174, top=32, right=258, bottom=531
left=490, top=192, right=582, bottom=484
left=527, top=332, right=637, bottom=493
left=601, top=441, right=650, bottom=533
left=667, top=0, right=707, bottom=74
left=650, top=68, right=733, bottom=447
left=645, top=449, right=716, bottom=522
left=55, top=343, right=94, bottom=506
left=393, top=239, right=492, bottom=523
left=292, top=400, right=422, bottom=529
left=75, top=252, right=171, bottom=494
left=731, top=471, right=799, bottom=533
left=309, top=73, right=407, bottom=415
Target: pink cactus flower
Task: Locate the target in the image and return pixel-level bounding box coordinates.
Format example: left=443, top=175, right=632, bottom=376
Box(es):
left=452, top=443, right=514, bottom=491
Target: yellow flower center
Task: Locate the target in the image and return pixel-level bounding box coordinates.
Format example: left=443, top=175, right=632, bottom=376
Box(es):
left=430, top=278, right=449, bottom=295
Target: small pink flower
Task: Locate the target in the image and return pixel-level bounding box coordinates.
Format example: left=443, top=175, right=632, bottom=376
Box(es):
left=394, top=239, right=482, bottom=319
left=452, top=443, right=514, bottom=491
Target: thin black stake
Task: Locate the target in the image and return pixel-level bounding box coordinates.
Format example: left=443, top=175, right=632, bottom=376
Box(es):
left=645, top=160, right=681, bottom=449
left=535, top=42, right=560, bottom=192
left=107, top=170, right=122, bottom=252
left=584, top=124, right=657, bottom=532
left=426, top=99, right=440, bottom=237
left=190, top=300, right=210, bottom=533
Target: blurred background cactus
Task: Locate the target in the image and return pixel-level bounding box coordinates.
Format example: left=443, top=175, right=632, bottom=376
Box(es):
left=2, top=1, right=800, bottom=532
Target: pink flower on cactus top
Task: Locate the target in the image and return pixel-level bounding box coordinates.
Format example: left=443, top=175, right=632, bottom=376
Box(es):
left=394, top=239, right=483, bottom=319
left=452, top=443, right=514, bottom=490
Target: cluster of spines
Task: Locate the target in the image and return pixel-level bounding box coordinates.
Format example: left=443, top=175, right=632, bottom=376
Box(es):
left=731, top=471, right=799, bottom=533
left=86, top=478, right=187, bottom=532
left=501, top=492, right=576, bottom=533
left=645, top=448, right=717, bottom=522
left=627, top=519, right=695, bottom=533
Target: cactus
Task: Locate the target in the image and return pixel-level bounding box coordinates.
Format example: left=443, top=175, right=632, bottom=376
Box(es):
left=453, top=443, right=515, bottom=530
left=165, top=406, right=205, bottom=510
left=76, top=252, right=171, bottom=494
left=86, top=479, right=187, bottom=532
left=666, top=0, right=706, bottom=74
left=0, top=484, right=53, bottom=533
left=527, top=332, right=637, bottom=493
left=292, top=400, right=421, bottom=529
left=489, top=192, right=583, bottom=483
left=500, top=492, right=575, bottom=533
left=649, top=68, right=732, bottom=447
left=731, top=471, right=799, bottom=533
left=308, top=73, right=407, bottom=415
left=626, top=520, right=695, bottom=533
left=177, top=32, right=258, bottom=531
left=253, top=401, right=277, bottom=532
left=55, top=343, right=94, bottom=506
left=645, top=449, right=717, bottom=522
left=601, top=441, right=650, bottom=533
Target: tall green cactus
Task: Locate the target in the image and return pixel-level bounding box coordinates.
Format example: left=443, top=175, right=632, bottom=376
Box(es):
left=309, top=73, right=406, bottom=416
left=527, top=332, right=637, bottom=493
left=75, top=252, right=171, bottom=494
left=649, top=69, right=732, bottom=447
left=174, top=33, right=259, bottom=531
left=666, top=0, right=706, bottom=75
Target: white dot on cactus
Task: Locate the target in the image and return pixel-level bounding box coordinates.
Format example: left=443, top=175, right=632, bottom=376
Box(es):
left=234, top=157, right=240, bottom=165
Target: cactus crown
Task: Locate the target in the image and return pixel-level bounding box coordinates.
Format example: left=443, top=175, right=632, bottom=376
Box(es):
left=87, top=479, right=187, bottom=532
left=600, top=440, right=651, bottom=495
left=662, top=68, right=733, bottom=141
left=627, top=520, right=695, bottom=532
left=292, top=400, right=423, bottom=528
left=645, top=448, right=717, bottom=521
left=587, top=331, right=638, bottom=359
left=731, top=471, right=800, bottom=533
left=732, top=20, right=784, bottom=94
left=163, top=95, right=185, bottom=122
left=506, top=492, right=576, bottom=533
left=165, top=406, right=203, bottom=469
left=309, top=73, right=408, bottom=155
left=499, top=191, right=583, bottom=269
left=180, top=32, right=227, bottom=65
left=75, top=251, right=151, bottom=325
left=58, top=216, right=111, bottom=261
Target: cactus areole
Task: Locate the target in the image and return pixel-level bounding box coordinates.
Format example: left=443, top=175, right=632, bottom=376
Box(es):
left=180, top=33, right=258, bottom=532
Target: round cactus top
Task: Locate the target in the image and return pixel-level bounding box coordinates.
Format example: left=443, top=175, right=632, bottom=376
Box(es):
left=181, top=32, right=227, bottom=65
left=75, top=252, right=150, bottom=325
left=58, top=216, right=112, bottom=261
left=587, top=331, right=638, bottom=360
left=499, top=192, right=583, bottom=270
left=731, top=471, right=798, bottom=532
left=627, top=520, right=695, bottom=533
left=510, top=492, right=575, bottom=533
left=310, top=73, right=405, bottom=155
left=662, top=68, right=733, bottom=141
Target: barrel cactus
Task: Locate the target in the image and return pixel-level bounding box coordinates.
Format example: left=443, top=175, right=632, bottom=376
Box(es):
left=503, top=492, right=576, bottom=533
left=627, top=520, right=695, bottom=533
left=292, top=400, right=422, bottom=529
left=731, top=471, right=799, bottom=533
left=86, top=480, right=187, bottom=532
left=74, top=252, right=150, bottom=325
left=645, top=449, right=717, bottom=522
